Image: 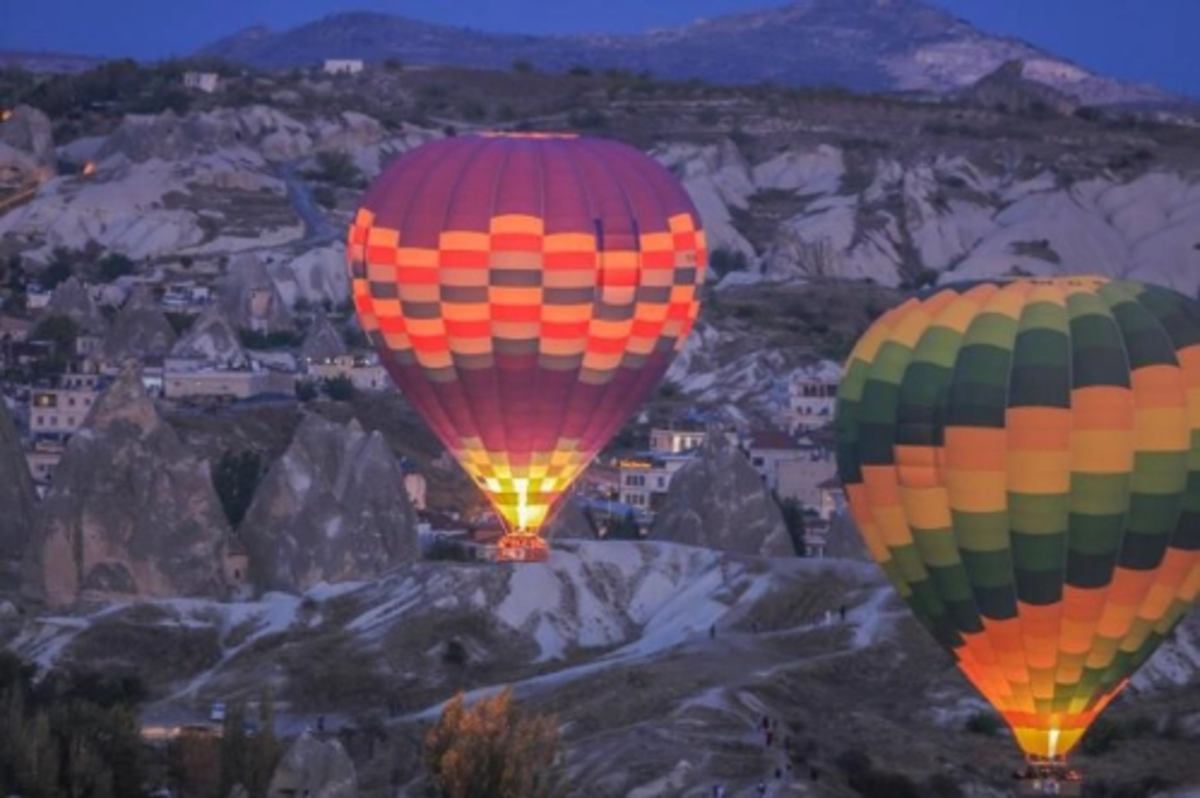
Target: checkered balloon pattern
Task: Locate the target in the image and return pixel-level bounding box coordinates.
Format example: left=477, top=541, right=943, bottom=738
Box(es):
left=835, top=276, right=1200, bottom=758
left=347, top=133, right=706, bottom=536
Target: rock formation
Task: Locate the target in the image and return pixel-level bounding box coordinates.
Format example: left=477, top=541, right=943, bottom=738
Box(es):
left=269, top=245, right=352, bottom=309
left=267, top=733, right=357, bottom=798
left=0, top=398, right=37, bottom=594
left=240, top=413, right=418, bottom=594
left=44, top=276, right=108, bottom=337
left=0, top=105, right=55, bottom=188
left=99, top=285, right=178, bottom=364
left=24, top=366, right=230, bottom=606
left=171, top=304, right=247, bottom=365
left=299, top=309, right=348, bottom=363
left=651, top=434, right=795, bottom=557
left=963, top=59, right=1077, bottom=116
left=218, top=253, right=295, bottom=334
left=544, top=493, right=597, bottom=541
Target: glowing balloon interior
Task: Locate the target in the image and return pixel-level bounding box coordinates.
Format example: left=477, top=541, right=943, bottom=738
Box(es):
left=346, top=133, right=706, bottom=560
left=835, top=277, right=1200, bottom=758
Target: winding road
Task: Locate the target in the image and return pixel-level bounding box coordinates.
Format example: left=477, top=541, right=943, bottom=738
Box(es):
left=273, top=159, right=341, bottom=247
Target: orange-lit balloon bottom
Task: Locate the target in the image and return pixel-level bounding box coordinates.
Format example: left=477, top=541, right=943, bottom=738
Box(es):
left=957, top=633, right=1131, bottom=759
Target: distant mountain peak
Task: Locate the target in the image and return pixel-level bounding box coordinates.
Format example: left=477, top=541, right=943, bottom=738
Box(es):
left=195, top=0, right=1173, bottom=106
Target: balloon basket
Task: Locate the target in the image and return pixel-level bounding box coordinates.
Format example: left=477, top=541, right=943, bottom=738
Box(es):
left=495, top=534, right=549, bottom=563
left=1012, top=757, right=1084, bottom=796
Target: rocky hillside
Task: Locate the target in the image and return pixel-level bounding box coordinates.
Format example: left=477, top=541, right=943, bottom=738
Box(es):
left=23, top=367, right=231, bottom=607
left=10, top=540, right=1200, bottom=796
left=652, top=433, right=795, bottom=557
left=99, top=285, right=178, bottom=363
left=239, top=413, right=419, bottom=594
left=198, top=0, right=1173, bottom=107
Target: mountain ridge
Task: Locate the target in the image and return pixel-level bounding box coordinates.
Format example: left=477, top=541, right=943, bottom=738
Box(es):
left=194, top=0, right=1175, bottom=107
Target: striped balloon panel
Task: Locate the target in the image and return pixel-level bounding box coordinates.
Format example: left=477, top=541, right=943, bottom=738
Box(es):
left=347, top=134, right=706, bottom=532
left=835, top=276, right=1200, bottom=758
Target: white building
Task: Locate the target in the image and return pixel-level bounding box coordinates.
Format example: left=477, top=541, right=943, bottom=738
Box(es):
left=323, top=59, right=364, bottom=75
left=404, top=471, right=427, bottom=512
left=183, top=72, right=220, bottom=93
left=25, top=285, right=51, bottom=311
left=776, top=458, right=838, bottom=510
left=618, top=452, right=694, bottom=514
left=306, top=353, right=389, bottom=391
left=649, top=426, right=707, bottom=454
left=163, top=360, right=295, bottom=401
left=743, top=429, right=809, bottom=491
left=25, top=440, right=64, bottom=494
left=29, top=373, right=104, bottom=436
left=162, top=281, right=212, bottom=309
left=786, top=363, right=841, bottom=432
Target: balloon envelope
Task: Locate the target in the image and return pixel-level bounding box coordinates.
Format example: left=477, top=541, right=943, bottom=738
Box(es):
left=835, top=276, right=1200, bottom=757
left=346, top=133, right=706, bottom=556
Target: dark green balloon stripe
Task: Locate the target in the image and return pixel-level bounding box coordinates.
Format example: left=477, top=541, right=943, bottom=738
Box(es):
left=1010, top=296, right=1071, bottom=612
left=901, top=305, right=979, bottom=639
left=950, top=294, right=1020, bottom=625
left=833, top=277, right=1200, bottom=750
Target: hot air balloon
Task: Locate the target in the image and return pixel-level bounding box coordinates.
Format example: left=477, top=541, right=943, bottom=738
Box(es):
left=346, top=132, right=706, bottom=562
left=835, top=276, right=1200, bottom=765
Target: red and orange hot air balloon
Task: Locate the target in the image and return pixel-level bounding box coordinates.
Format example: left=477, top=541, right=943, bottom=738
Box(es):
left=346, top=132, right=706, bottom=561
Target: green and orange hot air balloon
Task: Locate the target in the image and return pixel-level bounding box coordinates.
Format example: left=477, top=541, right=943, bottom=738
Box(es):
left=835, top=276, right=1200, bottom=760
left=346, top=132, right=706, bottom=561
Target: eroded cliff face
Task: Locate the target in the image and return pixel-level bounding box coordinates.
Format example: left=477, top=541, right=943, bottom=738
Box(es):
left=0, top=104, right=55, bottom=188
left=652, top=434, right=795, bottom=558
left=240, top=413, right=418, bottom=594
left=24, top=366, right=230, bottom=606
left=0, top=398, right=37, bottom=594
left=99, top=286, right=179, bottom=363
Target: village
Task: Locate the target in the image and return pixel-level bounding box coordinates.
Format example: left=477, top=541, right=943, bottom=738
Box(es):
left=0, top=247, right=846, bottom=565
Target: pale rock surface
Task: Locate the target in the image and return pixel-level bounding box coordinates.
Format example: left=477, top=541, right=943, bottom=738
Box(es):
left=298, top=310, right=348, bottom=362
left=170, top=304, right=248, bottom=365
left=0, top=105, right=55, bottom=186
left=654, top=139, right=758, bottom=265
left=24, top=366, right=230, bottom=606
left=652, top=434, right=794, bottom=558
left=44, top=276, right=109, bottom=336
left=240, top=414, right=418, bottom=594
left=217, top=253, right=295, bottom=334
left=99, top=286, right=178, bottom=363
left=268, top=244, right=351, bottom=308
left=268, top=733, right=357, bottom=798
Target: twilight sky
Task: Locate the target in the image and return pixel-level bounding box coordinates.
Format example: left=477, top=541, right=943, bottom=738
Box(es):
left=0, top=0, right=1195, bottom=97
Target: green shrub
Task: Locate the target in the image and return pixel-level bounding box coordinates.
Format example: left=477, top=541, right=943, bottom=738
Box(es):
left=965, top=710, right=1002, bottom=736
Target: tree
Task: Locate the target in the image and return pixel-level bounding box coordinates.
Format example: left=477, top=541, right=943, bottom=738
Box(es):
left=425, top=687, right=561, bottom=798
left=246, top=688, right=281, bottom=797
left=776, top=495, right=808, bottom=556
left=323, top=374, right=355, bottom=402
left=97, top=252, right=135, bottom=282
left=30, top=313, right=80, bottom=373
left=212, top=450, right=265, bottom=528
left=0, top=657, right=146, bottom=798
left=221, top=699, right=248, bottom=796
left=40, top=257, right=74, bottom=290
left=295, top=379, right=319, bottom=402
left=172, top=729, right=222, bottom=798
left=308, top=149, right=364, bottom=189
